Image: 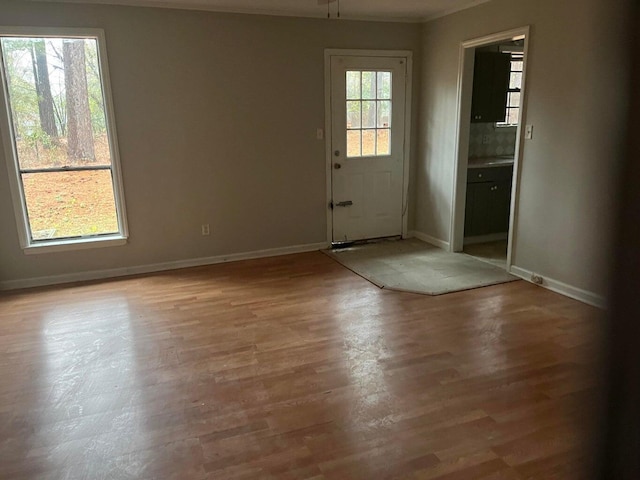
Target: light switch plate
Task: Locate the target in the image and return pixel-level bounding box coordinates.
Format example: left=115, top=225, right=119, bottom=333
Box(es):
left=525, top=124, right=533, bottom=140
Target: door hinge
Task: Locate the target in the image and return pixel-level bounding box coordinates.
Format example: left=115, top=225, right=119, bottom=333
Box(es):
left=329, top=201, right=334, bottom=210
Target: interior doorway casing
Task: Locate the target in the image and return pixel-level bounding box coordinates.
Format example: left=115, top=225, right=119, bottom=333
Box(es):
left=450, top=26, right=531, bottom=272
left=324, top=49, right=413, bottom=245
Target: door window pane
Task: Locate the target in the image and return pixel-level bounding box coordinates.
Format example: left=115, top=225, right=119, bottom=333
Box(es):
left=362, top=130, right=376, bottom=156
left=376, top=129, right=390, bottom=156
left=361, top=101, right=376, bottom=129
left=377, top=72, right=391, bottom=99
left=346, top=71, right=361, bottom=99
left=377, top=101, right=391, bottom=128
left=361, top=71, right=376, bottom=99
left=347, top=130, right=361, bottom=157
left=347, top=101, right=361, bottom=129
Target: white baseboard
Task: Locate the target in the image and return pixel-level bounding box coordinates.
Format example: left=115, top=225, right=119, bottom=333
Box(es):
left=0, top=241, right=330, bottom=291
left=509, top=265, right=606, bottom=309
left=463, top=233, right=508, bottom=245
left=408, top=230, right=451, bottom=251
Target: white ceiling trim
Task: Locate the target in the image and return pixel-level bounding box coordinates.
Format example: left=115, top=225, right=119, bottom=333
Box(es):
left=421, top=0, right=493, bottom=22
left=32, top=0, right=495, bottom=24
left=34, top=0, right=422, bottom=23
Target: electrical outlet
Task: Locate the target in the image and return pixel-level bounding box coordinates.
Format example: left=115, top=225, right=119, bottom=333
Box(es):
left=316, top=128, right=324, bottom=140
left=201, top=224, right=210, bottom=236
left=482, top=134, right=491, bottom=145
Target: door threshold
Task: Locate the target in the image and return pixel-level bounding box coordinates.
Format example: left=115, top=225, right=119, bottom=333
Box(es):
left=331, top=235, right=402, bottom=249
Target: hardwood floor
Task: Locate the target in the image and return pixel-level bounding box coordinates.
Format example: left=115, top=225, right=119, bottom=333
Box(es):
left=0, top=252, right=602, bottom=479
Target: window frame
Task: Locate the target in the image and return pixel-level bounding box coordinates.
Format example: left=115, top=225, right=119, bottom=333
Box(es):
left=0, top=26, right=128, bottom=254
left=496, top=53, right=524, bottom=128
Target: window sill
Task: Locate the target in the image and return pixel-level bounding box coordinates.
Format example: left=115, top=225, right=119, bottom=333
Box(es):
left=23, top=235, right=128, bottom=255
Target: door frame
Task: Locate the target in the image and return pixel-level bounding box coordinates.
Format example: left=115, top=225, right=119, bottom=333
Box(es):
left=450, top=26, right=530, bottom=271
left=324, top=49, right=413, bottom=244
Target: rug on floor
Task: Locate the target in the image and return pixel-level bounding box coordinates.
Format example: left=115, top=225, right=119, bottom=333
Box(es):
left=323, top=238, right=518, bottom=295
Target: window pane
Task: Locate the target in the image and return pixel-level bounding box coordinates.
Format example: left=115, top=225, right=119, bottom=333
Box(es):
left=361, top=71, right=376, bottom=99
left=362, top=101, right=376, bottom=128
left=347, top=101, right=361, bottom=129
left=511, top=60, right=523, bottom=72
left=347, top=130, right=361, bottom=157
left=362, top=129, right=376, bottom=156
left=377, top=72, right=391, bottom=99
left=346, top=71, right=361, bottom=99
left=506, top=108, right=519, bottom=125
left=510, top=72, right=522, bottom=89
left=377, top=101, right=391, bottom=128
left=376, top=129, right=390, bottom=155
left=508, top=92, right=521, bottom=108
left=1, top=37, right=112, bottom=170
left=22, top=170, right=118, bottom=240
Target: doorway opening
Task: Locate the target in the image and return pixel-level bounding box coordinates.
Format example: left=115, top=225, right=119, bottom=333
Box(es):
left=450, top=27, right=530, bottom=272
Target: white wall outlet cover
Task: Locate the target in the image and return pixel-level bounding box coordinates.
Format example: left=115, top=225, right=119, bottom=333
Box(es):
left=201, top=224, right=210, bottom=236
left=316, top=128, right=324, bottom=140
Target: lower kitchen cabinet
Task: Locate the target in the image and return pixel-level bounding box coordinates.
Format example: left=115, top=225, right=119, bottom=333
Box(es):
left=464, top=166, right=512, bottom=237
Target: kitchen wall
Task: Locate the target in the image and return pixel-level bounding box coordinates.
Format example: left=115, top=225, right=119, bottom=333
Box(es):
left=0, top=0, right=422, bottom=286
left=468, top=123, right=517, bottom=158
left=415, top=0, right=629, bottom=297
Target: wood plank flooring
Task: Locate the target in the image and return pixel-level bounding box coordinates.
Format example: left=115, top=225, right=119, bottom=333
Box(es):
left=0, top=252, right=602, bottom=479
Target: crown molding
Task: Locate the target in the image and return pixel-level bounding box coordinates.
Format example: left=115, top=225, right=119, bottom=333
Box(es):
left=31, top=0, right=424, bottom=23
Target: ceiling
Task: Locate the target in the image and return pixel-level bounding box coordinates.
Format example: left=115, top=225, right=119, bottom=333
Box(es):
left=34, top=0, right=494, bottom=22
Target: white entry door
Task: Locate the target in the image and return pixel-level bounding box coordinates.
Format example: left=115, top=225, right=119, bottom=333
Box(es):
left=330, top=55, right=407, bottom=243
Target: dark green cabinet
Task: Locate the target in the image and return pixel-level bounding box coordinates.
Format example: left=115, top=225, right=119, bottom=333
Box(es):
left=471, top=52, right=511, bottom=123
left=488, top=179, right=511, bottom=233
left=464, top=166, right=512, bottom=238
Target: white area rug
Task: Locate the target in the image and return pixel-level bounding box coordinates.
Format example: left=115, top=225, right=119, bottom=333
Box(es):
left=323, top=238, right=518, bottom=295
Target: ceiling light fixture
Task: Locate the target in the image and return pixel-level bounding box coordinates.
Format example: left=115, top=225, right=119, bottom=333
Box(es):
left=319, top=0, right=341, bottom=19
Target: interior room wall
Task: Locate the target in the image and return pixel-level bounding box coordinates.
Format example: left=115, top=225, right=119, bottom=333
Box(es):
left=415, top=0, right=629, bottom=298
left=0, top=0, right=422, bottom=286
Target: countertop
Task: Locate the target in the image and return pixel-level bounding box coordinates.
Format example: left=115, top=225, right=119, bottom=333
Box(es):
left=468, top=156, right=514, bottom=169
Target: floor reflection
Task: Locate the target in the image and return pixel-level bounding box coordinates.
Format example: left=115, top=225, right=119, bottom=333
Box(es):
left=38, top=295, right=142, bottom=472
left=334, top=289, right=399, bottom=430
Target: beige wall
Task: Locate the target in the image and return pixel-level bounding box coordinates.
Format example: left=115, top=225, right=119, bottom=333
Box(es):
left=415, top=0, right=629, bottom=296
left=0, top=1, right=422, bottom=285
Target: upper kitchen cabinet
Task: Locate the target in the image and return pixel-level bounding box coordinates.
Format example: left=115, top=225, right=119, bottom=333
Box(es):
left=471, top=52, right=511, bottom=123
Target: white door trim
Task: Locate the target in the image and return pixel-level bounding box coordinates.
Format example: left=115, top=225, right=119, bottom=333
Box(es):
left=324, top=49, right=413, bottom=244
left=450, top=26, right=530, bottom=273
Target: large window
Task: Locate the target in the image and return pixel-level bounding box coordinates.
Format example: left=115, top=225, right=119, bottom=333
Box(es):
left=0, top=28, right=127, bottom=253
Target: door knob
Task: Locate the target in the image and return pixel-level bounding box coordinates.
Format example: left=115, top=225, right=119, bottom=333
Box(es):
left=334, top=163, right=341, bottom=169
